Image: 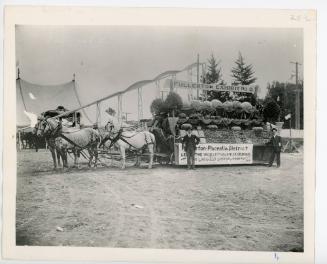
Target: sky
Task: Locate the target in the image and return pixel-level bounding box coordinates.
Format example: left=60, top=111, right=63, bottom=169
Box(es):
left=16, top=25, right=303, bottom=122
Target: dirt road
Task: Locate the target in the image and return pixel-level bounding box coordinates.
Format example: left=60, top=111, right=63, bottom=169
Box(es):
left=16, top=149, right=303, bottom=251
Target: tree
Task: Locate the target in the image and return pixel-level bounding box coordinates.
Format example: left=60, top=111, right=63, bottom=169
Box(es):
left=204, top=54, right=223, bottom=84
left=263, top=99, right=281, bottom=123
left=150, top=98, right=165, bottom=116
left=202, top=54, right=227, bottom=101
left=105, top=107, right=116, bottom=116
left=265, top=81, right=303, bottom=129
left=164, top=92, right=183, bottom=116
left=231, top=52, right=257, bottom=85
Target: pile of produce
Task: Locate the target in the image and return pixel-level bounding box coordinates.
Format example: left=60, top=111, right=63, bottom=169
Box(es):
left=176, top=99, right=263, bottom=130
left=203, top=128, right=272, bottom=144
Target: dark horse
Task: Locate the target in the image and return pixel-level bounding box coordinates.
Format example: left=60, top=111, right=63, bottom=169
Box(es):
left=18, top=130, right=40, bottom=151
left=151, top=127, right=175, bottom=164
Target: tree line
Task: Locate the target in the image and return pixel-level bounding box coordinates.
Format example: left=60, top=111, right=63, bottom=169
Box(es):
left=202, top=52, right=256, bottom=86
left=202, top=53, right=303, bottom=128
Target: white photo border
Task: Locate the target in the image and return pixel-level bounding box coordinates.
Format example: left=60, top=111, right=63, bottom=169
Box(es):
left=3, top=6, right=316, bottom=263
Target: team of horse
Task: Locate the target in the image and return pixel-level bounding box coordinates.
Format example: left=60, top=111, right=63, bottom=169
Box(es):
left=34, top=115, right=168, bottom=170
left=36, top=117, right=100, bottom=169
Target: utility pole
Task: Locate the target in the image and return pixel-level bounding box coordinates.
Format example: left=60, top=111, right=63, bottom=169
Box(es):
left=290, top=61, right=302, bottom=130
left=197, top=54, right=200, bottom=99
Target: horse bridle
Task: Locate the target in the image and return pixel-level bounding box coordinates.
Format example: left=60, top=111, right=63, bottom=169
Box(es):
left=105, top=121, right=114, bottom=132
left=37, top=118, right=61, bottom=138
left=99, top=122, right=119, bottom=148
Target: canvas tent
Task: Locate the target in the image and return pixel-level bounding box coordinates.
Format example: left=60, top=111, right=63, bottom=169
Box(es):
left=16, top=78, right=92, bottom=127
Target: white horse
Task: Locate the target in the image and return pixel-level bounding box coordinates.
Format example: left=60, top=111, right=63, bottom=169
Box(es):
left=37, top=117, right=100, bottom=168
left=100, top=121, right=155, bottom=169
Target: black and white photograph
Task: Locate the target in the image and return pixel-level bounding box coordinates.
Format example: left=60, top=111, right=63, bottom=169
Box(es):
left=2, top=6, right=316, bottom=264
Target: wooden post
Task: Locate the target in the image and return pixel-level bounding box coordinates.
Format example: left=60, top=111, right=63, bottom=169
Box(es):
left=138, top=87, right=143, bottom=121
left=96, top=101, right=101, bottom=127
left=117, top=94, right=123, bottom=123
left=289, top=117, right=292, bottom=147
left=170, top=74, right=176, bottom=92
left=155, top=80, right=160, bottom=99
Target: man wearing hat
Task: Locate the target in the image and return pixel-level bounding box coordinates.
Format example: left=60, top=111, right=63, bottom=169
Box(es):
left=182, top=126, right=200, bottom=169
left=267, top=127, right=282, bottom=167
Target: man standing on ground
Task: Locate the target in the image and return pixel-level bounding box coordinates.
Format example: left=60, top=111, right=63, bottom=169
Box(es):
left=267, top=127, right=282, bottom=167
left=182, top=126, right=200, bottom=169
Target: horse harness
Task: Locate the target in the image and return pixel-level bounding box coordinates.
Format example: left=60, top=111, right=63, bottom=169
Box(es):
left=43, top=119, right=96, bottom=150
left=99, top=129, right=123, bottom=149
left=99, top=128, right=154, bottom=150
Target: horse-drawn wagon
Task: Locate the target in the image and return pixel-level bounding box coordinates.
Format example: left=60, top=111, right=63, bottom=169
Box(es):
left=34, top=98, right=276, bottom=171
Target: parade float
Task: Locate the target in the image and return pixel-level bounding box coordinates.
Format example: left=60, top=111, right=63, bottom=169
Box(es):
left=149, top=87, right=279, bottom=166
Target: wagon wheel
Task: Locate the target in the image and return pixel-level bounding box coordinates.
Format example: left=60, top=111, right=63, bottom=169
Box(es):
left=158, top=153, right=173, bottom=165
left=157, top=155, right=167, bottom=165
left=158, top=156, right=164, bottom=165
left=155, top=152, right=170, bottom=165
left=163, top=154, right=170, bottom=165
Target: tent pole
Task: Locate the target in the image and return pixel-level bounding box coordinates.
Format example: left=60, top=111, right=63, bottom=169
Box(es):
left=18, top=131, right=22, bottom=150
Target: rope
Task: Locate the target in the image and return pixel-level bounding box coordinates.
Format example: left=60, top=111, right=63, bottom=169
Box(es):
left=17, top=78, right=27, bottom=111
left=72, top=80, right=93, bottom=124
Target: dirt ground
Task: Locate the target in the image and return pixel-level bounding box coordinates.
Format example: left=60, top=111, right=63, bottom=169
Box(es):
left=16, top=149, right=303, bottom=251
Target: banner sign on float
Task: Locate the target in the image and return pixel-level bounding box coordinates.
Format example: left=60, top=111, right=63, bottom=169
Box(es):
left=173, top=80, right=255, bottom=94
left=175, top=143, right=253, bottom=165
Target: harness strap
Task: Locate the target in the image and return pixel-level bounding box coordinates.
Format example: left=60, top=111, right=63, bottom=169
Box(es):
left=58, top=133, right=94, bottom=150
left=104, top=128, right=137, bottom=149
left=101, top=128, right=153, bottom=150
left=50, top=122, right=62, bottom=138
left=47, top=120, right=97, bottom=150
left=118, top=135, right=139, bottom=149
left=99, top=132, right=120, bottom=149
left=120, top=132, right=141, bottom=139
left=98, top=136, right=110, bottom=148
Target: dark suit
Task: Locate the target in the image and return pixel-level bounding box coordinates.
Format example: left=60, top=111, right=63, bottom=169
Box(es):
left=267, top=135, right=282, bottom=167
left=182, top=134, right=200, bottom=168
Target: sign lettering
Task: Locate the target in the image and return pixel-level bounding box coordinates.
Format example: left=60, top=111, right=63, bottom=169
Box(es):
left=175, top=143, right=253, bottom=165
left=172, top=80, right=255, bottom=94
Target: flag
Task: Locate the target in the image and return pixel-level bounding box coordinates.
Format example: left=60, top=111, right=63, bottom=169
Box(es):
left=105, top=107, right=116, bottom=116
left=285, top=114, right=291, bottom=120
left=28, top=92, right=36, bottom=100
left=266, top=122, right=276, bottom=130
